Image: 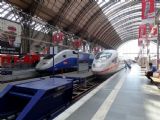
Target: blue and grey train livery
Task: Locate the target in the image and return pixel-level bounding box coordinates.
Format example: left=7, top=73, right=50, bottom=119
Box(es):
left=35, top=49, right=94, bottom=72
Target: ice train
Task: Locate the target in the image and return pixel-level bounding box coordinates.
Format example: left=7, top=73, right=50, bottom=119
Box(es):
left=36, top=49, right=94, bottom=72
left=92, top=50, right=124, bottom=75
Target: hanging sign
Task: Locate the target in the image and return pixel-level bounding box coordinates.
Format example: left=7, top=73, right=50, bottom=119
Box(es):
left=138, top=24, right=148, bottom=46
left=72, top=39, right=82, bottom=48
left=0, top=18, right=21, bottom=54
left=52, top=31, right=64, bottom=44
left=148, top=24, right=158, bottom=40
left=142, top=0, right=155, bottom=24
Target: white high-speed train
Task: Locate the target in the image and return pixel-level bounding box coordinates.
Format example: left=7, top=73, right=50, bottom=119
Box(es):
left=92, top=50, right=124, bottom=75
left=36, top=49, right=94, bottom=72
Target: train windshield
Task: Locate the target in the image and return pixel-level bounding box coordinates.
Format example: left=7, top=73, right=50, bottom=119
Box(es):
left=43, top=55, right=53, bottom=59
left=95, top=52, right=112, bottom=60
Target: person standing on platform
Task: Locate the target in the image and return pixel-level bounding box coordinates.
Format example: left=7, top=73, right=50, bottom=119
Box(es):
left=124, top=61, right=128, bottom=71
left=124, top=60, right=131, bottom=70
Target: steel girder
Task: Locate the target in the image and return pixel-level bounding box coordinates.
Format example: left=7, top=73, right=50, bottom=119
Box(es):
left=51, top=0, right=71, bottom=25
left=67, top=1, right=97, bottom=31
left=7, top=0, right=160, bottom=49
left=104, top=1, right=139, bottom=19
left=90, top=15, right=140, bottom=43
left=114, top=19, right=141, bottom=30
left=101, top=33, right=121, bottom=48
left=86, top=1, right=140, bottom=48
left=77, top=1, right=116, bottom=33
left=116, top=24, right=140, bottom=33
left=118, top=31, right=138, bottom=40
left=109, top=10, right=140, bottom=26
left=91, top=21, right=118, bottom=46
left=117, top=27, right=139, bottom=35
left=121, top=36, right=138, bottom=42
left=98, top=13, right=141, bottom=37
left=120, top=32, right=138, bottom=40
left=96, top=15, right=141, bottom=42
left=90, top=14, right=141, bottom=46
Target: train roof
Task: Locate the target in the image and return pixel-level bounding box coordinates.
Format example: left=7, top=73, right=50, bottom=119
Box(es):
left=101, top=49, right=117, bottom=54
left=58, top=49, right=93, bottom=55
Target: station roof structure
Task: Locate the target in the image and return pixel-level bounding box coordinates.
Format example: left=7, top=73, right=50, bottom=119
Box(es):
left=0, top=0, right=159, bottom=49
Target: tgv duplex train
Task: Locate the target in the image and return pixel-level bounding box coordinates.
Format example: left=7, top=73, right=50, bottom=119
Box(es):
left=36, top=49, right=94, bottom=72
left=92, top=50, right=124, bottom=75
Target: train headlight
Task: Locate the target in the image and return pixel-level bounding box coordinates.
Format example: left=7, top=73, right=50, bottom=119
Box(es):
left=93, top=63, right=106, bottom=68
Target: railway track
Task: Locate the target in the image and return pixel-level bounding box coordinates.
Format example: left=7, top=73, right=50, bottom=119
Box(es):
left=72, top=81, right=100, bottom=102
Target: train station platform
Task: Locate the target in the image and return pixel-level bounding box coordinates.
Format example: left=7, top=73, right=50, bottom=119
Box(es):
left=0, top=68, right=38, bottom=83
left=55, top=70, right=94, bottom=82
left=54, top=64, right=160, bottom=120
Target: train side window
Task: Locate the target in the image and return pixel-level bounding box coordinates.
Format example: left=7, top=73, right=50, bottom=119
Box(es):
left=63, top=55, right=66, bottom=58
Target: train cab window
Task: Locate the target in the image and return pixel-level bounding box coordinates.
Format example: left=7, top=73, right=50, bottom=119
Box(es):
left=63, top=55, right=66, bottom=58
left=73, top=51, right=78, bottom=54
left=43, top=55, right=53, bottom=59
left=95, top=52, right=112, bottom=60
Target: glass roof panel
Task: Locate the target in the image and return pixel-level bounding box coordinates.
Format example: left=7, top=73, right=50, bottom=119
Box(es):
left=7, top=14, right=14, bottom=19
left=117, top=23, right=140, bottom=31
left=112, top=13, right=141, bottom=26
left=0, top=8, right=4, bottom=12
left=6, top=7, right=12, bottom=11
left=108, top=4, right=141, bottom=21
left=97, top=0, right=110, bottom=7
left=117, top=26, right=139, bottom=33
left=96, top=0, right=140, bottom=42
left=114, top=20, right=141, bottom=30
left=31, top=21, right=36, bottom=26
left=119, top=34, right=138, bottom=40
left=101, top=2, right=116, bottom=11
left=16, top=19, right=20, bottom=22
left=0, top=1, right=51, bottom=34
left=1, top=10, right=9, bottom=17
left=97, top=0, right=102, bottom=4
left=119, top=30, right=138, bottom=36
left=103, top=1, right=130, bottom=15
left=11, top=17, right=16, bottom=21
left=120, top=34, right=138, bottom=40
left=2, top=4, right=9, bottom=9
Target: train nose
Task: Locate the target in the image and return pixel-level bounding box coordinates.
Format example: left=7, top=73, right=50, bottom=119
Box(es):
left=93, top=62, right=103, bottom=68
left=36, top=62, right=46, bottom=70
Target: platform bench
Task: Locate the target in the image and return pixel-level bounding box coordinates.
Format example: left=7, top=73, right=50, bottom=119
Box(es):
left=150, top=77, right=160, bottom=89
left=151, top=77, right=160, bottom=83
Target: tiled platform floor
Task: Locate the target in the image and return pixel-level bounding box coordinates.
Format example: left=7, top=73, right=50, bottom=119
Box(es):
left=54, top=64, right=160, bottom=120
